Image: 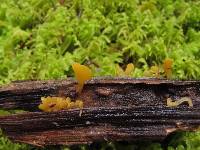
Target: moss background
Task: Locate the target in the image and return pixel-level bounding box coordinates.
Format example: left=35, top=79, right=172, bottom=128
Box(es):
left=0, top=0, right=200, bottom=149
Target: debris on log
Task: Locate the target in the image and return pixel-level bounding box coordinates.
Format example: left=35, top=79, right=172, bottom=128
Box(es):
left=0, top=78, right=200, bottom=146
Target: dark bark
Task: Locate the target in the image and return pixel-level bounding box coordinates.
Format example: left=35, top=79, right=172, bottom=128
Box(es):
left=0, top=77, right=199, bottom=111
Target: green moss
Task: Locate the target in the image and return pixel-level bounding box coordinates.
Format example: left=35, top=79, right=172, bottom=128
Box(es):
left=0, top=0, right=200, bottom=149
left=0, top=129, right=29, bottom=150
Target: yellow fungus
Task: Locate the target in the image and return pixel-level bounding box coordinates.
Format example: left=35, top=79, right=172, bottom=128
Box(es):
left=143, top=70, right=151, bottom=77
left=68, top=101, right=75, bottom=108
left=38, top=96, right=84, bottom=112
left=72, top=62, right=92, bottom=93
left=75, top=100, right=84, bottom=108
left=124, top=63, right=134, bottom=76
left=166, top=97, right=193, bottom=107
left=163, top=58, right=173, bottom=79
left=115, top=64, right=125, bottom=77
left=150, top=66, right=160, bottom=77
left=39, top=97, right=58, bottom=112
left=143, top=65, right=160, bottom=78
left=115, top=63, right=134, bottom=77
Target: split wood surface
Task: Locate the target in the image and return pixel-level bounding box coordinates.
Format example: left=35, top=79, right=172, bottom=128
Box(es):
left=0, top=77, right=200, bottom=146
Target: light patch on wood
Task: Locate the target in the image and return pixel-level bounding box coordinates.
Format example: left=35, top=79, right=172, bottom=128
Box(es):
left=165, top=128, right=177, bottom=134
left=167, top=97, right=193, bottom=107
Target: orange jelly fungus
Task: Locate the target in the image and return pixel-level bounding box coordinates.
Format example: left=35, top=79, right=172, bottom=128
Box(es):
left=38, top=96, right=83, bottom=112
left=163, top=58, right=173, bottom=79
left=72, top=63, right=92, bottom=93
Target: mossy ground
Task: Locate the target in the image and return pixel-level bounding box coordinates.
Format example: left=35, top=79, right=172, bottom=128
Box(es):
left=0, top=0, right=200, bottom=149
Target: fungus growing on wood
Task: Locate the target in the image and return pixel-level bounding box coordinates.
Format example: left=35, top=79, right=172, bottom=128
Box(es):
left=163, top=58, right=173, bottom=79
left=38, top=96, right=83, bottom=112
left=124, top=63, right=134, bottom=76
left=143, top=65, right=160, bottom=78
left=167, top=97, right=193, bottom=107
left=72, top=62, right=92, bottom=93
left=116, top=63, right=134, bottom=77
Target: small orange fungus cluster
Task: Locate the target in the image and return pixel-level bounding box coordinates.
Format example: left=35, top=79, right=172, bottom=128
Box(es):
left=163, top=58, right=173, bottom=79
left=39, top=62, right=92, bottom=112
left=116, top=63, right=134, bottom=77
left=38, top=59, right=176, bottom=112
left=38, top=96, right=83, bottom=112
left=144, top=58, right=173, bottom=79
left=72, top=62, right=92, bottom=93
left=167, top=97, right=193, bottom=107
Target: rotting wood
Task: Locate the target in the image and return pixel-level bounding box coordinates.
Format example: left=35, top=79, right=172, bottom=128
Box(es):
left=0, top=77, right=200, bottom=110
left=0, top=77, right=200, bottom=146
left=1, top=107, right=200, bottom=146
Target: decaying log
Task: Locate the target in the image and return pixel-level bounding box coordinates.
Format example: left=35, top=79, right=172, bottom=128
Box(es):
left=0, top=77, right=200, bottom=110
left=1, top=107, right=200, bottom=146
left=0, top=78, right=200, bottom=146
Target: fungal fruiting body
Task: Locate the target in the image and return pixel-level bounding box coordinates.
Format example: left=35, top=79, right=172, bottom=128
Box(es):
left=163, top=58, right=173, bottom=79
left=115, top=64, right=125, bottom=76
left=72, top=62, right=92, bottom=93
left=166, top=97, right=193, bottom=107
left=38, top=96, right=83, bottom=112
left=143, top=58, right=173, bottom=79
left=150, top=66, right=160, bottom=78
left=143, top=65, right=160, bottom=78
left=38, top=62, right=90, bottom=112
left=116, top=63, right=134, bottom=77
left=124, top=63, right=134, bottom=76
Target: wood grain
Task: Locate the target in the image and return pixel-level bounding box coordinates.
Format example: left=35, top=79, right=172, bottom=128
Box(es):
left=0, top=78, right=200, bottom=146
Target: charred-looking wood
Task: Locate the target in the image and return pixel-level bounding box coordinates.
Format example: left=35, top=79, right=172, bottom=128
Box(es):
left=0, top=77, right=200, bottom=110
left=0, top=78, right=200, bottom=146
